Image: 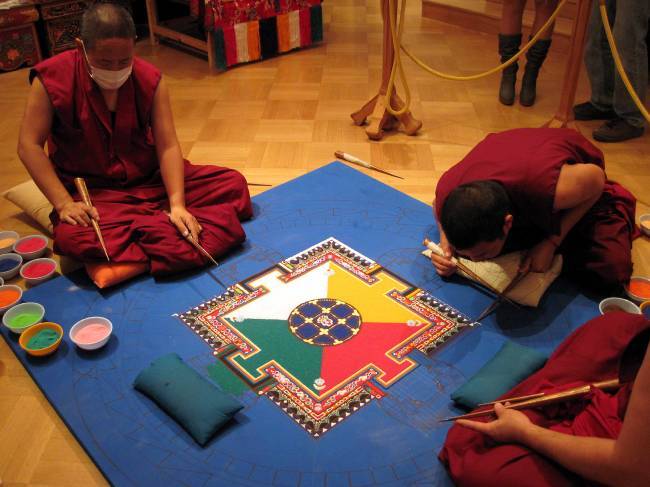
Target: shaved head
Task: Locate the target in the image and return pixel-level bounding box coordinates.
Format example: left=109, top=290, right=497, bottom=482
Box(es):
left=80, top=2, right=135, bottom=49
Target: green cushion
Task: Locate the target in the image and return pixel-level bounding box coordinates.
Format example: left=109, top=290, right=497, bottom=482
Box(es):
left=133, top=353, right=243, bottom=446
left=451, top=341, right=547, bottom=410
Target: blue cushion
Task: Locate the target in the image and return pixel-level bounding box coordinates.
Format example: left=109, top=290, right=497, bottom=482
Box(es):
left=451, top=341, right=548, bottom=410
left=134, top=353, right=243, bottom=446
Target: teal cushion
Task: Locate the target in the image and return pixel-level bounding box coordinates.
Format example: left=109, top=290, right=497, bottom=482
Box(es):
left=451, top=341, right=548, bottom=410
left=134, top=353, right=243, bottom=446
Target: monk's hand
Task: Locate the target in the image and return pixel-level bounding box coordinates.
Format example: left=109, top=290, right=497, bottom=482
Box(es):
left=520, top=239, right=557, bottom=274
left=169, top=206, right=203, bottom=242
left=431, top=238, right=457, bottom=277
left=457, top=403, right=534, bottom=444
left=58, top=201, right=99, bottom=227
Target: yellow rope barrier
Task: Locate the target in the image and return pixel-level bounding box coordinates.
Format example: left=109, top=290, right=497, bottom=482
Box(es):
left=599, top=0, right=650, bottom=123
left=384, top=0, right=568, bottom=116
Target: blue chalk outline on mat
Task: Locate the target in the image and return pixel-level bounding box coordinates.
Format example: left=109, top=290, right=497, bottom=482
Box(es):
left=1, top=162, right=600, bottom=487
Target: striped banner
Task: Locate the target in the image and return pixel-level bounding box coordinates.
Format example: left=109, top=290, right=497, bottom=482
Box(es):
left=211, top=4, right=323, bottom=70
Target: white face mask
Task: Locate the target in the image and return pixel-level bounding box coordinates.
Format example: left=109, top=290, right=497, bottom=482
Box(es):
left=81, top=41, right=132, bottom=90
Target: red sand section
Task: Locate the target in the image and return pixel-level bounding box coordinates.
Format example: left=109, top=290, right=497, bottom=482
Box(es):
left=15, top=237, right=46, bottom=253
left=23, top=261, right=56, bottom=279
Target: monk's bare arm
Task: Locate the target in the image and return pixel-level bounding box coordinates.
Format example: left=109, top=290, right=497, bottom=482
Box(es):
left=459, top=346, right=650, bottom=486
left=550, top=163, right=606, bottom=245
left=17, top=78, right=97, bottom=226
left=151, top=78, right=201, bottom=239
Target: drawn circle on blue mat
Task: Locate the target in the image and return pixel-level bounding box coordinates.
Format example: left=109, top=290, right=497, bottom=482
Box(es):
left=288, top=298, right=361, bottom=346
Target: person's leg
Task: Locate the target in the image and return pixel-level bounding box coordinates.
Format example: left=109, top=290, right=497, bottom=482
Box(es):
left=498, top=1, right=526, bottom=105
left=53, top=201, right=148, bottom=264
left=133, top=204, right=246, bottom=276
left=519, top=0, right=556, bottom=106
left=561, top=182, right=636, bottom=293
left=183, top=163, right=253, bottom=220
left=575, top=0, right=617, bottom=120
left=134, top=163, right=252, bottom=276
left=612, top=0, right=648, bottom=126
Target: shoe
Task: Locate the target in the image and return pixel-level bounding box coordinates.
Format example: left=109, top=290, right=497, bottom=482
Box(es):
left=573, top=102, right=617, bottom=121
left=498, top=33, right=522, bottom=106
left=519, top=38, right=551, bottom=107
left=592, top=118, right=644, bottom=142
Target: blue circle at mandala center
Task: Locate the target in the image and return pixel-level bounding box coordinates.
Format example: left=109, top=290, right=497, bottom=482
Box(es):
left=288, top=298, right=362, bottom=346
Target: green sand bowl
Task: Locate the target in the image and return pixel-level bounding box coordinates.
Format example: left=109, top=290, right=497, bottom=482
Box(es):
left=2, top=302, right=45, bottom=334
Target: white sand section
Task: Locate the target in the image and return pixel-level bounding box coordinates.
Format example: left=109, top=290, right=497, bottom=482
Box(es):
left=224, top=263, right=332, bottom=322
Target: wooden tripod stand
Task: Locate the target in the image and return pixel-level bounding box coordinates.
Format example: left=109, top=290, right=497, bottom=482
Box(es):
left=351, top=0, right=421, bottom=141
left=546, top=0, right=593, bottom=128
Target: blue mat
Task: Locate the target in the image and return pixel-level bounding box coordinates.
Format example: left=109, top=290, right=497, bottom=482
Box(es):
left=2, top=162, right=602, bottom=486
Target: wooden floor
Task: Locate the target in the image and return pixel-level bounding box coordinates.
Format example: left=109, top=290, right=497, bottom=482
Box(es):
left=1, top=0, right=649, bottom=484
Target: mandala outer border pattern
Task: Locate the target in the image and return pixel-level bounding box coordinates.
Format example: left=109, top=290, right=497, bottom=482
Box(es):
left=178, top=238, right=472, bottom=437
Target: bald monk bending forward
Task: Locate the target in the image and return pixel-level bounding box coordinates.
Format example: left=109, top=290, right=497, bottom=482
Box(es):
left=17, top=3, right=252, bottom=275
left=431, top=128, right=638, bottom=293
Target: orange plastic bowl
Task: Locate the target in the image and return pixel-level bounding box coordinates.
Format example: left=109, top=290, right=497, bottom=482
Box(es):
left=18, top=322, right=63, bottom=357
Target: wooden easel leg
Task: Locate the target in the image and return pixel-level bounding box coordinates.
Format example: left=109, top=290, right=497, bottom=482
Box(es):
left=545, top=0, right=593, bottom=128
left=351, top=0, right=421, bottom=140
left=145, top=0, right=159, bottom=46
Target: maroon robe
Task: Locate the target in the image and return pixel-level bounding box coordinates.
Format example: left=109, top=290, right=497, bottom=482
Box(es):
left=435, top=128, right=638, bottom=290
left=30, top=50, right=252, bottom=275
left=439, top=312, right=650, bottom=487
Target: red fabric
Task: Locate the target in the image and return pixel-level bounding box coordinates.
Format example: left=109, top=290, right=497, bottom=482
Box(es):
left=299, top=8, right=311, bottom=46
left=223, top=25, right=237, bottom=67
left=439, top=312, right=650, bottom=487
left=435, top=128, right=638, bottom=289
left=31, top=50, right=253, bottom=276
left=31, top=50, right=161, bottom=192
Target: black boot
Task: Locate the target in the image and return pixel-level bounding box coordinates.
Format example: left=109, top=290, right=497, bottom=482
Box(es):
left=520, top=38, right=552, bottom=107
left=498, top=33, right=522, bottom=106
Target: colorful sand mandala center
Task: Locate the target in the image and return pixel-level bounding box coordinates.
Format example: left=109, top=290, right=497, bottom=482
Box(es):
left=289, top=299, right=362, bottom=346
left=178, top=238, right=471, bottom=437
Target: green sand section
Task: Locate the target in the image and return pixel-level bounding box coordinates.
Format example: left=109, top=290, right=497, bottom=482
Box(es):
left=207, top=360, right=249, bottom=396
left=27, top=329, right=60, bottom=350
left=226, top=318, right=324, bottom=395
left=9, top=313, right=41, bottom=329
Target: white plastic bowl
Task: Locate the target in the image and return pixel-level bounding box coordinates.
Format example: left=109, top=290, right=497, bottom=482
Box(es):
left=0, top=277, right=4, bottom=286
left=20, top=258, right=57, bottom=286
left=69, top=316, right=113, bottom=350
left=0, top=253, right=23, bottom=281
left=12, top=235, right=49, bottom=261
left=598, top=297, right=641, bottom=315
left=2, top=302, right=45, bottom=334
left=0, top=231, right=19, bottom=254
left=640, top=214, right=650, bottom=238
left=0, top=284, right=23, bottom=315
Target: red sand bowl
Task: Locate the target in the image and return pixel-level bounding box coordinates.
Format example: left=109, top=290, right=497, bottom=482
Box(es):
left=15, top=237, right=46, bottom=253
left=22, top=261, right=56, bottom=279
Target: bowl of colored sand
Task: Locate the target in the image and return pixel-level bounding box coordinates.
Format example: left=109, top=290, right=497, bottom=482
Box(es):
left=625, top=276, right=650, bottom=303
left=0, top=284, right=23, bottom=315
left=2, top=302, right=45, bottom=334
left=598, top=297, right=641, bottom=316
left=18, top=322, right=63, bottom=357
left=0, top=231, right=19, bottom=255
left=69, top=316, right=112, bottom=350
left=640, top=214, right=650, bottom=238
left=0, top=253, right=23, bottom=280
left=20, top=258, right=57, bottom=286
left=12, top=235, right=48, bottom=261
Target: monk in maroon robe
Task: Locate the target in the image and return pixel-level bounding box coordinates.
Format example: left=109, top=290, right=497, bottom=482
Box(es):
left=439, top=312, right=650, bottom=487
left=431, top=128, right=638, bottom=292
left=17, top=3, right=252, bottom=276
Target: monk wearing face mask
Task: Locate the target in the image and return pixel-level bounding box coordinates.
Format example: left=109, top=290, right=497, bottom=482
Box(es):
left=17, top=3, right=253, bottom=275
